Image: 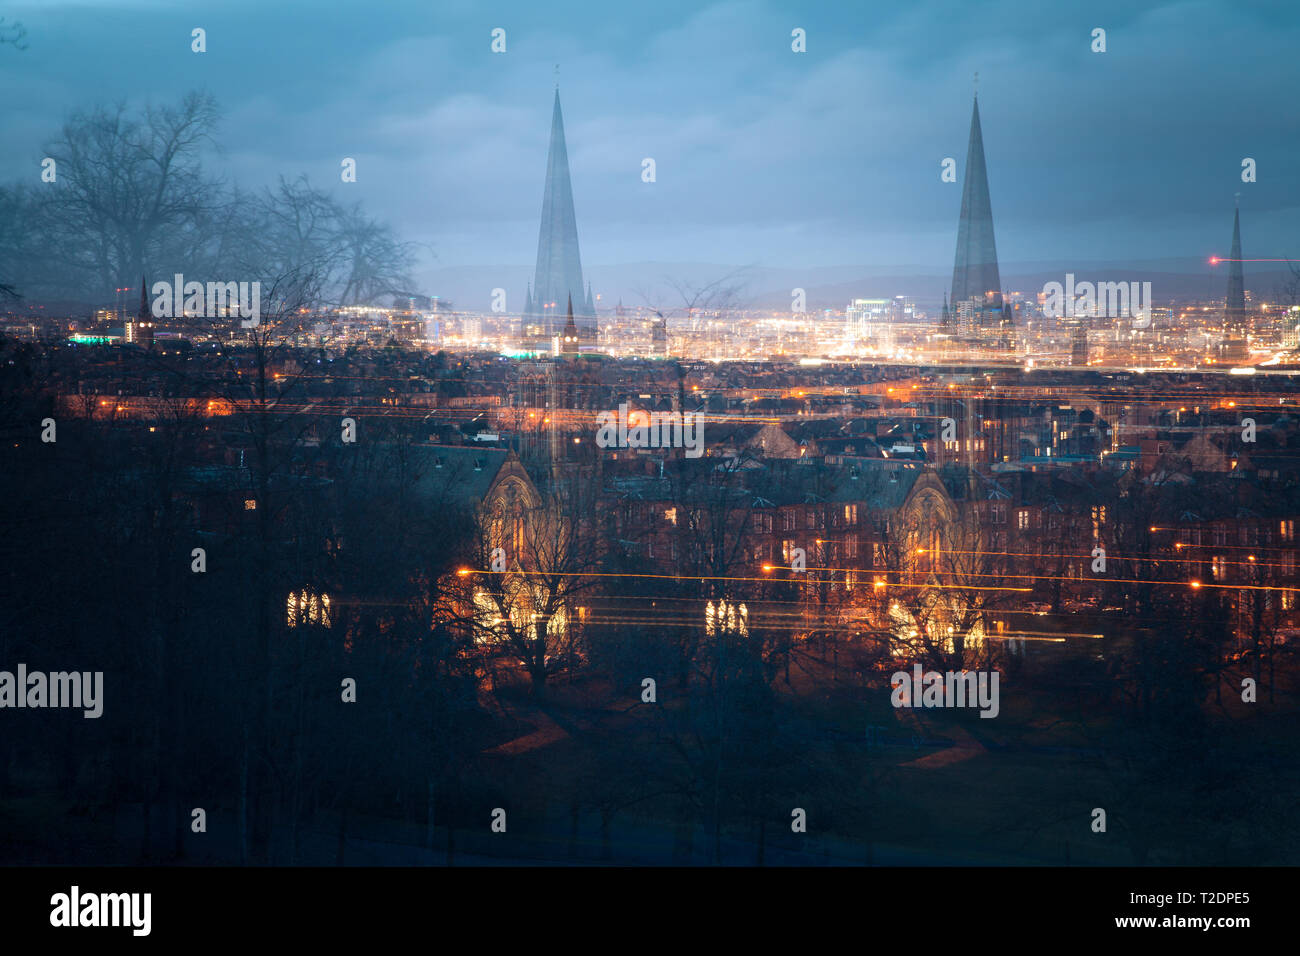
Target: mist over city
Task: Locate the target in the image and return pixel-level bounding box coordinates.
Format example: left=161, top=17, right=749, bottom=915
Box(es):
left=0, top=0, right=1294, bottom=941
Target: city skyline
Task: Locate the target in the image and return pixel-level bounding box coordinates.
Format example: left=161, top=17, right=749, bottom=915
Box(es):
left=2, top=0, right=1297, bottom=920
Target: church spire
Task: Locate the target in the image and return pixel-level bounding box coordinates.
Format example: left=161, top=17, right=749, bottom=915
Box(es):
left=135, top=275, right=155, bottom=350
left=1225, top=200, right=1246, bottom=336
left=950, top=92, right=1001, bottom=312
left=561, top=293, right=579, bottom=357
left=525, top=86, right=594, bottom=343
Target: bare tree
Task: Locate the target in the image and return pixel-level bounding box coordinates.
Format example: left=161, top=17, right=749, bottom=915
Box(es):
left=39, top=92, right=226, bottom=295
left=634, top=266, right=753, bottom=346
left=8, top=95, right=416, bottom=309
left=461, top=467, right=603, bottom=695
left=0, top=185, right=33, bottom=300
left=333, top=201, right=416, bottom=305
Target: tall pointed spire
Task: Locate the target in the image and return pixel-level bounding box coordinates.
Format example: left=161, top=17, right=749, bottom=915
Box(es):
left=524, top=86, right=594, bottom=343
left=135, top=275, right=155, bottom=350
left=950, top=93, right=1001, bottom=313
left=1225, top=198, right=1246, bottom=333
left=561, top=293, right=579, bottom=357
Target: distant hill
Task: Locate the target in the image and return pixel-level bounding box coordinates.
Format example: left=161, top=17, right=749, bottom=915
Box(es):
left=421, top=258, right=1295, bottom=315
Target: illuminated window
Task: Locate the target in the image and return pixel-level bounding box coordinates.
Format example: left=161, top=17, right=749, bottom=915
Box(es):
left=287, top=589, right=332, bottom=628
left=1282, top=520, right=1295, bottom=542
left=244, top=499, right=257, bottom=511
left=705, top=600, right=748, bottom=637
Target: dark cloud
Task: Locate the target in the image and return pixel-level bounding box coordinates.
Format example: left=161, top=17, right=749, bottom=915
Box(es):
left=2, top=0, right=1295, bottom=305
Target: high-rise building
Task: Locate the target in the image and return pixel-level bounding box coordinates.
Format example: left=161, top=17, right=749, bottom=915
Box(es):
left=650, top=315, right=667, bottom=356
left=949, top=92, right=1003, bottom=335
left=886, top=296, right=911, bottom=349
left=1283, top=309, right=1300, bottom=349
left=523, top=88, right=596, bottom=345
left=956, top=298, right=976, bottom=335
left=1070, top=322, right=1088, bottom=367
left=845, top=298, right=888, bottom=347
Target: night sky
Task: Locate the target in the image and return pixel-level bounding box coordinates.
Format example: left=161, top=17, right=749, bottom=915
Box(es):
left=2, top=0, right=1295, bottom=305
